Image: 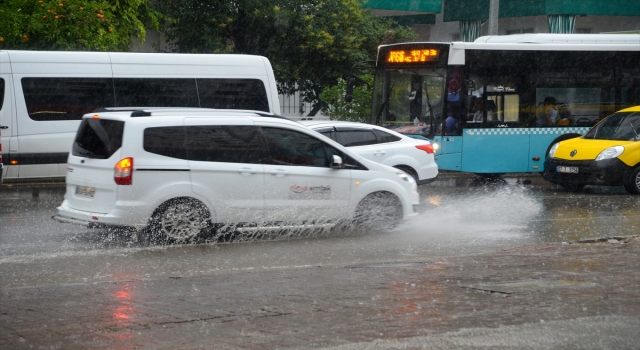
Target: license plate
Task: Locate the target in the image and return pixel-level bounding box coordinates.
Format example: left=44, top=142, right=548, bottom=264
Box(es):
left=556, top=166, right=579, bottom=174
left=75, top=186, right=95, bottom=198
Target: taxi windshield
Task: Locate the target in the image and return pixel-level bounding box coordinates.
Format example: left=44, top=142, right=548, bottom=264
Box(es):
left=584, top=112, right=640, bottom=141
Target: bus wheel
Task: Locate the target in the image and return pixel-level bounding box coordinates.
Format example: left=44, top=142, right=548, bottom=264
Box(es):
left=623, top=167, right=640, bottom=195
left=353, top=192, right=403, bottom=231
left=559, top=182, right=585, bottom=192
left=476, top=173, right=503, bottom=179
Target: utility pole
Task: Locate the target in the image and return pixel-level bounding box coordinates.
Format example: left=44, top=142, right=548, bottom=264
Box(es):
left=488, top=0, right=499, bottom=35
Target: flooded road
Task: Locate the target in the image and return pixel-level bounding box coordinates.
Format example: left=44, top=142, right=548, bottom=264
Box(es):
left=1, top=175, right=639, bottom=289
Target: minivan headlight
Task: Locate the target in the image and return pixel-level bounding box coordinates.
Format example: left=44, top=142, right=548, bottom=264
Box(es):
left=548, top=143, right=559, bottom=158
left=396, top=171, right=415, bottom=183
left=595, top=146, right=624, bottom=161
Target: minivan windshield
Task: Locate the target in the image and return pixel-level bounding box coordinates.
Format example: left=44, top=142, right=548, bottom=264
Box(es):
left=583, top=112, right=640, bottom=141
left=72, top=118, right=124, bottom=159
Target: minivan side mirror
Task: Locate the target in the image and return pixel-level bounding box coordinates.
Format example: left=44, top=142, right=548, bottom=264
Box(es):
left=331, top=155, right=343, bottom=169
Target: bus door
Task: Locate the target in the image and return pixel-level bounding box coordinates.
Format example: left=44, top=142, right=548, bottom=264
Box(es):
left=460, top=84, right=529, bottom=174
left=432, top=67, right=463, bottom=171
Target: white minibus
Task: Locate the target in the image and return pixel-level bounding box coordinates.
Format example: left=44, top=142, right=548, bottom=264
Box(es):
left=0, top=50, right=280, bottom=181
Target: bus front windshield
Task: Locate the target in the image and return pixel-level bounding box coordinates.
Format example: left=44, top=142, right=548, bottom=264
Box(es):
left=584, top=112, right=640, bottom=141
left=372, top=68, right=447, bottom=129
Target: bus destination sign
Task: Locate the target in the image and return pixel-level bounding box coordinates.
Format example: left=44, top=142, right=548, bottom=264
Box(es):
left=386, top=49, right=440, bottom=64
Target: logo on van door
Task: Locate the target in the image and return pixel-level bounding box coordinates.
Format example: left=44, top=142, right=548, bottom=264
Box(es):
left=290, top=185, right=308, bottom=193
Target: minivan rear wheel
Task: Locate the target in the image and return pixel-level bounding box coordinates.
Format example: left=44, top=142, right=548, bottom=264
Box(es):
left=151, top=198, right=211, bottom=243
left=624, top=167, right=640, bottom=195
left=353, top=192, right=403, bottom=231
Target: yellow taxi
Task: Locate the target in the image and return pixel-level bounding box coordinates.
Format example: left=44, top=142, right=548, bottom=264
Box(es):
left=544, top=106, right=640, bottom=194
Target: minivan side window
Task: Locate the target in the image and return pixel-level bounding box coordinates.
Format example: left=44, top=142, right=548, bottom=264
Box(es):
left=197, top=79, right=269, bottom=112
left=22, top=78, right=115, bottom=121
left=185, top=125, right=266, bottom=164
left=262, top=127, right=332, bottom=167
left=143, top=126, right=188, bottom=159
left=72, top=119, right=124, bottom=159
left=114, top=78, right=200, bottom=108
left=335, top=129, right=378, bottom=147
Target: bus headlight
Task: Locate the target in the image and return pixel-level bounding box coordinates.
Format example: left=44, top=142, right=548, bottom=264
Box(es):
left=595, top=146, right=624, bottom=161
left=548, top=143, right=559, bottom=158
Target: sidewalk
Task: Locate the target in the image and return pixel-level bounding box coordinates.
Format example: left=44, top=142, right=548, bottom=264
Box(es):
left=1, top=238, right=639, bottom=349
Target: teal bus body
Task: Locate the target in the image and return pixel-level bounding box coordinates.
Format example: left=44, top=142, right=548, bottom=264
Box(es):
left=433, top=127, right=590, bottom=173
left=370, top=34, right=640, bottom=175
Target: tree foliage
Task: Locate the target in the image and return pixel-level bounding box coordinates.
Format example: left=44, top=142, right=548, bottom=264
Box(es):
left=0, top=0, right=160, bottom=51
left=319, top=74, right=373, bottom=122
left=157, top=0, right=416, bottom=115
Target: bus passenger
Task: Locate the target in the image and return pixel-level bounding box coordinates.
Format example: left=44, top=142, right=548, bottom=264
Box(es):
left=445, top=112, right=458, bottom=135
left=537, top=96, right=558, bottom=126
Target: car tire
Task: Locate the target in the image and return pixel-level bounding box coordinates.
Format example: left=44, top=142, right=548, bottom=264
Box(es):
left=559, top=182, right=585, bottom=192
left=624, top=167, right=640, bottom=195
left=150, top=198, right=211, bottom=243
left=353, top=192, right=403, bottom=231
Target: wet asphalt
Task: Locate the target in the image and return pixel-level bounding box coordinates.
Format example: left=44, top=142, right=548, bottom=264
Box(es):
left=1, top=174, right=639, bottom=348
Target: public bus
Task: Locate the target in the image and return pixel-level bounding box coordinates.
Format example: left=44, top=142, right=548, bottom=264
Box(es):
left=368, top=34, right=640, bottom=176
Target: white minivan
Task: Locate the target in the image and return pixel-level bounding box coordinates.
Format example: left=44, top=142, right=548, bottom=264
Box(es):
left=53, top=108, right=420, bottom=243
left=0, top=50, right=280, bottom=181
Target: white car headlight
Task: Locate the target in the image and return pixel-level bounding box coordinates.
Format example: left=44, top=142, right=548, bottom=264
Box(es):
left=548, top=143, right=559, bottom=158
left=396, top=171, right=415, bottom=183
left=595, top=146, right=624, bottom=161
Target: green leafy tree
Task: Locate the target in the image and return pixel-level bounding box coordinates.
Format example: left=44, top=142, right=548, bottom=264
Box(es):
left=319, top=74, right=373, bottom=122
left=0, top=0, right=160, bottom=51
left=157, top=0, right=415, bottom=116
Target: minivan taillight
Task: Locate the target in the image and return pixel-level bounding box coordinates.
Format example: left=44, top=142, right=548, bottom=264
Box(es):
left=415, top=144, right=434, bottom=154
left=114, top=157, right=133, bottom=185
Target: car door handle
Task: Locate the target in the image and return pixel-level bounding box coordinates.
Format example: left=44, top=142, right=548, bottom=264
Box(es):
left=270, top=169, right=289, bottom=177
left=237, top=167, right=258, bottom=175
left=373, top=151, right=386, bottom=156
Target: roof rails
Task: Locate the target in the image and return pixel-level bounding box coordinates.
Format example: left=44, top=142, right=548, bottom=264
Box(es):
left=91, top=107, right=291, bottom=120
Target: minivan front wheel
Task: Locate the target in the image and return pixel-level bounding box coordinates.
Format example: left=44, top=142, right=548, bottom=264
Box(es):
left=151, top=198, right=211, bottom=243
left=624, top=167, right=640, bottom=195
left=353, top=192, right=403, bottom=231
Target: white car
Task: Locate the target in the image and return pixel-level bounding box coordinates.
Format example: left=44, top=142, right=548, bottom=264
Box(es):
left=300, top=121, right=438, bottom=185
left=53, top=108, right=420, bottom=243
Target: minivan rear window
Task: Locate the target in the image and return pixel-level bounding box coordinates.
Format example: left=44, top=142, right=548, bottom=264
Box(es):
left=72, top=119, right=124, bottom=159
